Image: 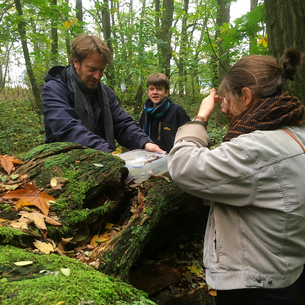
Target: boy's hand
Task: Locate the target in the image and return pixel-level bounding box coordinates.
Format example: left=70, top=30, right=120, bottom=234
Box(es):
left=144, top=143, right=166, bottom=154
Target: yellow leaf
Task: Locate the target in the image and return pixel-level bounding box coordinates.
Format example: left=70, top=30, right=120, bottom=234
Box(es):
left=33, top=241, right=54, bottom=254
left=105, top=222, right=114, bottom=230
left=188, top=265, right=201, bottom=276
left=64, top=21, right=70, bottom=29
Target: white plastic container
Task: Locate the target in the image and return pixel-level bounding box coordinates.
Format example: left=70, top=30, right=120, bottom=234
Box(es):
left=120, top=149, right=168, bottom=183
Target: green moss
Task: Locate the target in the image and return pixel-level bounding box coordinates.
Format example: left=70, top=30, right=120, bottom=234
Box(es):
left=21, top=143, right=63, bottom=161
left=90, top=201, right=114, bottom=216
left=0, top=227, right=26, bottom=245
left=0, top=245, right=156, bottom=305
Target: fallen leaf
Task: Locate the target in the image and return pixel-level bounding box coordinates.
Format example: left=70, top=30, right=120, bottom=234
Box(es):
left=105, top=222, right=114, bottom=230
left=0, top=155, right=23, bottom=174
left=159, top=174, right=170, bottom=182
left=93, top=164, right=104, bottom=167
left=90, top=235, right=99, bottom=248
left=188, top=265, right=202, bottom=276
left=33, top=240, right=54, bottom=254
left=9, top=216, right=31, bottom=230
left=4, top=183, right=55, bottom=215
left=60, top=268, right=71, bottom=276
left=0, top=182, right=21, bottom=191
left=208, top=288, right=217, bottom=297
left=58, top=237, right=74, bottom=252
left=20, top=212, right=61, bottom=231
left=14, top=261, right=33, bottom=266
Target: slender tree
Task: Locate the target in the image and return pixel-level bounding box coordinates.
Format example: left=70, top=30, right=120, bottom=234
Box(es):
left=177, top=0, right=189, bottom=96
left=217, top=0, right=230, bottom=83
left=157, top=0, right=174, bottom=78
left=51, top=0, right=59, bottom=64
left=249, top=0, right=258, bottom=53
left=14, top=0, right=42, bottom=112
left=102, top=0, right=115, bottom=88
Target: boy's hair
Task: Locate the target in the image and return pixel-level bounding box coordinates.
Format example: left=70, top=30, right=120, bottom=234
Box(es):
left=70, top=34, right=113, bottom=65
left=146, top=73, right=169, bottom=91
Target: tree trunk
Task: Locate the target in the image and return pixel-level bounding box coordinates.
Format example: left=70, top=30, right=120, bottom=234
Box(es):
left=158, top=0, right=174, bottom=78
left=14, top=0, right=42, bottom=113
left=217, top=0, right=230, bottom=84
left=2, top=142, right=194, bottom=282
left=178, top=0, right=189, bottom=96
left=102, top=0, right=115, bottom=89
left=265, top=0, right=305, bottom=103
left=51, top=0, right=59, bottom=64
left=133, top=0, right=146, bottom=115
left=249, top=0, right=258, bottom=54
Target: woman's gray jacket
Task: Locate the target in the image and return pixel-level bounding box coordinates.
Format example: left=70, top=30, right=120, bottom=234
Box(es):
left=168, top=122, right=305, bottom=290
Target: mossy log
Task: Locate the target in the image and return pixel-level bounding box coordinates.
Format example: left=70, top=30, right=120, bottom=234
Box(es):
left=0, top=245, right=155, bottom=305
left=4, top=142, right=193, bottom=282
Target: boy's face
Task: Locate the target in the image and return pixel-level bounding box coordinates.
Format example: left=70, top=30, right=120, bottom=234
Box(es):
left=147, top=85, right=169, bottom=106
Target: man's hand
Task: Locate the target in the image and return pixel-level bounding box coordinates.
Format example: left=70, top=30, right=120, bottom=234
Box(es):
left=144, top=142, right=166, bottom=154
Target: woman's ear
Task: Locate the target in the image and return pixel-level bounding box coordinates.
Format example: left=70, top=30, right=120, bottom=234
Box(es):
left=241, top=87, right=253, bottom=107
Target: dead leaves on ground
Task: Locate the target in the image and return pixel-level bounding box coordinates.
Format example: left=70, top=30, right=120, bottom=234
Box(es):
left=4, top=183, right=55, bottom=216
left=0, top=155, right=23, bottom=174
left=1, top=154, right=61, bottom=245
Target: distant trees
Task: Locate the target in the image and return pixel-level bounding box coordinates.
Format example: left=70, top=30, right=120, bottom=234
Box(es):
left=5, top=0, right=301, bottom=111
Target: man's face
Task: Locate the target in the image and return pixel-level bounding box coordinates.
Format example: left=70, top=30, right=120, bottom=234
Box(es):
left=73, top=51, right=106, bottom=89
left=147, top=85, right=169, bottom=106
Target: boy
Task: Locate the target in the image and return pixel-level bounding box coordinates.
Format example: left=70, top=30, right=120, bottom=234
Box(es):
left=139, top=73, right=190, bottom=153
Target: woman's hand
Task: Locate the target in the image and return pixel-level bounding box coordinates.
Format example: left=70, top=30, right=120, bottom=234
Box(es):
left=197, top=88, right=223, bottom=122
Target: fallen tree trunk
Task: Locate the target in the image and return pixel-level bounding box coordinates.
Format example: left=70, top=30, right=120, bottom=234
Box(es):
left=1, top=142, right=193, bottom=281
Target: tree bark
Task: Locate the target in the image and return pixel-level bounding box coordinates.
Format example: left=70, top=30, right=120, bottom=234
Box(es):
left=249, top=0, right=258, bottom=54
left=14, top=0, right=42, bottom=113
left=265, top=0, right=305, bottom=103
left=178, top=0, right=189, bottom=96
left=217, top=0, right=230, bottom=84
left=51, top=0, right=59, bottom=64
left=133, top=0, right=146, bottom=115
left=102, top=0, right=115, bottom=89
left=158, top=0, right=174, bottom=78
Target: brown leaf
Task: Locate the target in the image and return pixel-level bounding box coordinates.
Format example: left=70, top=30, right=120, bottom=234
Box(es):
left=0, top=155, right=23, bottom=174
left=20, top=212, right=61, bottom=231
left=57, top=237, right=74, bottom=252
left=4, top=183, right=55, bottom=215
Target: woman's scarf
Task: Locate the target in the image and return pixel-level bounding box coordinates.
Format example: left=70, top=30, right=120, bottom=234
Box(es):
left=142, top=97, right=171, bottom=136
left=223, top=93, right=305, bottom=142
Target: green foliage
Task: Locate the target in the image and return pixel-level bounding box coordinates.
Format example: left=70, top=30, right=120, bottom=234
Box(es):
left=0, top=97, right=45, bottom=155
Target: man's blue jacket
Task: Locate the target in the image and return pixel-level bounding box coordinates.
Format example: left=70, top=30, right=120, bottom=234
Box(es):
left=42, top=66, right=151, bottom=153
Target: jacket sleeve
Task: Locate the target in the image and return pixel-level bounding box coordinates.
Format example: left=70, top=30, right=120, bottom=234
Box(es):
left=138, top=111, right=145, bottom=130
left=168, top=122, right=256, bottom=206
left=42, top=80, right=114, bottom=153
left=103, top=85, right=152, bottom=150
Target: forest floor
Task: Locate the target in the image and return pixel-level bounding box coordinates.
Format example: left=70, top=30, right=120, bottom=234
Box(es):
left=129, top=203, right=216, bottom=305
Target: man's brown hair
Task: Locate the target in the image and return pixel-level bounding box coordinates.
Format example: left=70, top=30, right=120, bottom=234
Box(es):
left=146, top=73, right=169, bottom=92
left=70, top=34, right=113, bottom=64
